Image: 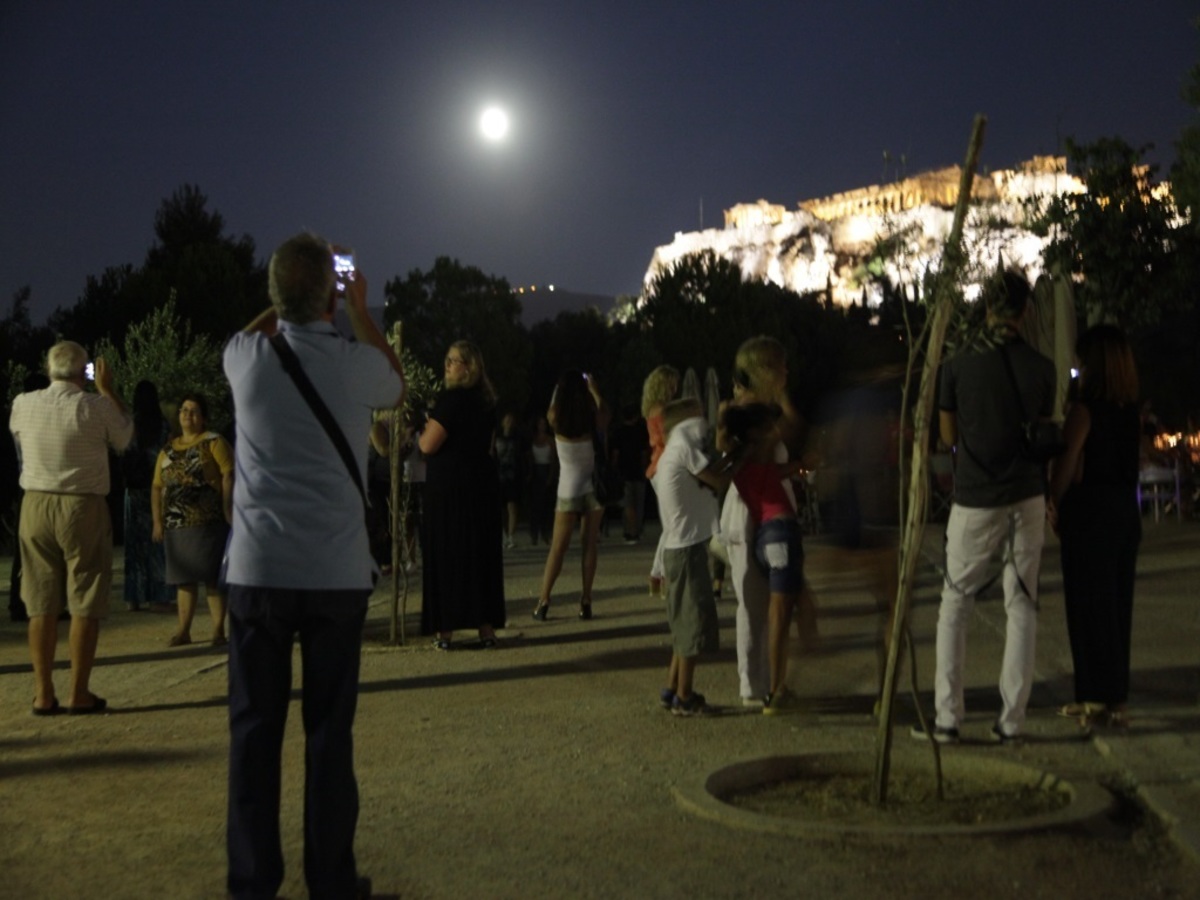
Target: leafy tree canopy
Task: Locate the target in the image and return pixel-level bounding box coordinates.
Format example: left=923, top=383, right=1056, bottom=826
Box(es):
left=1, top=286, right=55, bottom=405
left=1029, top=137, right=1178, bottom=329
left=632, top=250, right=855, bottom=417
left=383, top=257, right=532, bottom=413
left=1171, top=17, right=1200, bottom=227
left=95, top=295, right=230, bottom=432
left=47, top=185, right=266, bottom=351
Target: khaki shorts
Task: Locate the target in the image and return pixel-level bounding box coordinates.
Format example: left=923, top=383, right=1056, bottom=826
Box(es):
left=662, top=541, right=716, bottom=658
left=19, top=491, right=114, bottom=619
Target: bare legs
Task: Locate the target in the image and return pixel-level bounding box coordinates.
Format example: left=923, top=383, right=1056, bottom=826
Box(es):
left=579, top=509, right=603, bottom=605
left=172, top=584, right=228, bottom=646
left=768, top=591, right=795, bottom=696
left=667, top=652, right=698, bottom=700
left=30, top=614, right=103, bottom=710
left=29, top=614, right=58, bottom=709
left=535, top=508, right=604, bottom=614
left=67, top=616, right=102, bottom=706
left=504, top=501, right=519, bottom=547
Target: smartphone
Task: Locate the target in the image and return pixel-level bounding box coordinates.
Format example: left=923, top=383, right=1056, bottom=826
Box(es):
left=333, top=251, right=356, bottom=292
left=85, top=362, right=95, bottom=381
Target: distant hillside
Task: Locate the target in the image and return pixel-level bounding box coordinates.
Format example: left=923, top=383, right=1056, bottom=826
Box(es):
left=331, top=288, right=618, bottom=338
left=516, top=288, right=617, bottom=326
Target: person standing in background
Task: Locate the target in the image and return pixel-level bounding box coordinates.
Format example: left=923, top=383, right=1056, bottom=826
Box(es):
left=1049, top=325, right=1142, bottom=729
left=611, top=403, right=649, bottom=544
left=153, top=392, right=234, bottom=647
left=9, top=342, right=133, bottom=714
left=122, top=380, right=170, bottom=612
left=420, top=340, right=506, bottom=649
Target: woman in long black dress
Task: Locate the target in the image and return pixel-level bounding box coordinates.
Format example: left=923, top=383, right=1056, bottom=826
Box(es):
left=1049, top=324, right=1142, bottom=729
left=419, top=340, right=506, bottom=649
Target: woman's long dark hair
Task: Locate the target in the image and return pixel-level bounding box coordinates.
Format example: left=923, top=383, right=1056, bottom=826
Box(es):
left=550, top=370, right=596, bottom=439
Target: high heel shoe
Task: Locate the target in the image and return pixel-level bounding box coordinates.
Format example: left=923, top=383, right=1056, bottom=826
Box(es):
left=532, top=604, right=549, bottom=621
left=579, top=601, right=592, bottom=620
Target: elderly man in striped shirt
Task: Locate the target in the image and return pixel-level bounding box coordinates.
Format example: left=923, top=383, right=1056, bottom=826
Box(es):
left=9, top=341, right=132, bottom=715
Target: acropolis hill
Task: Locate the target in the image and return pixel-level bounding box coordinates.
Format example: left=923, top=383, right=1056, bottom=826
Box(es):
left=641, top=156, right=1087, bottom=309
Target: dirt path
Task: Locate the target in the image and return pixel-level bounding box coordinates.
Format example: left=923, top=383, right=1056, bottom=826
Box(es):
left=0, top=529, right=1196, bottom=899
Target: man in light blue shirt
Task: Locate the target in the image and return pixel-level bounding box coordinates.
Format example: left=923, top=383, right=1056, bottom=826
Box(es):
left=223, top=232, right=404, bottom=900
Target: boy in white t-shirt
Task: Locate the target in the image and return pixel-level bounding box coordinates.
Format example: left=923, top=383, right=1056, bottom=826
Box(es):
left=651, top=398, right=731, bottom=715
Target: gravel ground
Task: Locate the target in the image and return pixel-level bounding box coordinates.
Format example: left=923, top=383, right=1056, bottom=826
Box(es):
left=1, top=525, right=1197, bottom=900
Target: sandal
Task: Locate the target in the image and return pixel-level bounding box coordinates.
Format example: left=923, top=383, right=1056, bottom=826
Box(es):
left=167, top=633, right=192, bottom=648
left=579, top=600, right=593, bottom=621
left=531, top=604, right=549, bottom=621
left=1057, top=701, right=1105, bottom=719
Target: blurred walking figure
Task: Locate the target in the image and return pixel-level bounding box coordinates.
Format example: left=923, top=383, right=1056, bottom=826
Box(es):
left=496, top=412, right=523, bottom=549
left=122, top=380, right=170, bottom=611
left=527, top=414, right=556, bottom=545
left=611, top=403, right=649, bottom=543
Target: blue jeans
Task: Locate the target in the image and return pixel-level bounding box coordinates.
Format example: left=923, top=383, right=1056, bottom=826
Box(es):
left=225, top=585, right=369, bottom=899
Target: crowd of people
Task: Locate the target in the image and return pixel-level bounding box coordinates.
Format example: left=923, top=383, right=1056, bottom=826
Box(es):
left=6, top=255, right=1154, bottom=896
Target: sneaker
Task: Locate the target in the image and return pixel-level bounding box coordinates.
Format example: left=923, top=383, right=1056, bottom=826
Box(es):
left=659, top=688, right=676, bottom=710
left=762, top=687, right=804, bottom=716
left=672, top=692, right=714, bottom=716
left=432, top=638, right=451, bottom=651
left=741, top=696, right=765, bottom=709
left=909, top=719, right=959, bottom=744
left=989, top=722, right=1021, bottom=745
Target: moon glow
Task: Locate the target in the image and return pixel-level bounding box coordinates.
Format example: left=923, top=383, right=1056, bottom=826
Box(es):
left=479, top=106, right=510, bottom=142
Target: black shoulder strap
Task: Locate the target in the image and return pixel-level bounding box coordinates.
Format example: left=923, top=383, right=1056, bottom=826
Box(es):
left=998, top=343, right=1032, bottom=421
left=268, top=332, right=368, bottom=510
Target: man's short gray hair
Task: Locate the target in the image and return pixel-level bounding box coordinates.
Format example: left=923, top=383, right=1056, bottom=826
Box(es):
left=269, top=232, right=335, bottom=324
left=46, top=341, right=88, bottom=381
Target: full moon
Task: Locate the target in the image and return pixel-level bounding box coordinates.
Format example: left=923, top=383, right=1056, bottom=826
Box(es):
left=479, top=106, right=510, bottom=142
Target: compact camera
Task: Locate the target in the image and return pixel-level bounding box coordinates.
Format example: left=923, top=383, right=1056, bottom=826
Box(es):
left=333, top=251, right=356, bottom=293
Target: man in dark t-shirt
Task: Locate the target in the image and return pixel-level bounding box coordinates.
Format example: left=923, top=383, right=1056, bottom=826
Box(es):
left=916, top=272, right=1056, bottom=746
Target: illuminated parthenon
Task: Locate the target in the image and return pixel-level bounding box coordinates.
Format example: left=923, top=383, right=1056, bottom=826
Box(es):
left=723, top=155, right=1070, bottom=228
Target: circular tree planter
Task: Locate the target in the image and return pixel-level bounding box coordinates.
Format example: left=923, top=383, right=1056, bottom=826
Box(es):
left=673, top=750, right=1113, bottom=838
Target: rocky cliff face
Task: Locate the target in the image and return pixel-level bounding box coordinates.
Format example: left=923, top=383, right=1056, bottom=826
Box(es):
left=640, top=158, right=1086, bottom=310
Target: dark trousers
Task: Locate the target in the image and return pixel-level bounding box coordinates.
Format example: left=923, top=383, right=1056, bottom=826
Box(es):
left=1059, top=487, right=1141, bottom=706
left=226, top=585, right=369, bottom=900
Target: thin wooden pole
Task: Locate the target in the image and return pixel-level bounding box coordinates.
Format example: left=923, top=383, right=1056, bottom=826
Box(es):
left=872, top=115, right=987, bottom=806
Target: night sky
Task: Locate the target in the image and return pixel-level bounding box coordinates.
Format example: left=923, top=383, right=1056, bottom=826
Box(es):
left=2, top=1, right=1196, bottom=325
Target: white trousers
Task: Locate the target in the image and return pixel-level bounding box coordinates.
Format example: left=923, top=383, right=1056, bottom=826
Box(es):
left=934, top=495, right=1045, bottom=735
left=721, top=485, right=772, bottom=701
